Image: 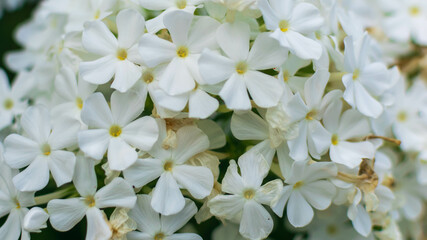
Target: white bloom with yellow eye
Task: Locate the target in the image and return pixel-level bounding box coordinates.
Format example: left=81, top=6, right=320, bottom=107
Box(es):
left=139, top=11, right=220, bottom=96
left=199, top=22, right=286, bottom=110
left=124, top=120, right=214, bottom=216
left=80, top=9, right=146, bottom=92
left=271, top=161, right=337, bottom=228
left=0, top=69, right=27, bottom=131
left=208, top=152, right=283, bottom=240
left=128, top=194, right=202, bottom=240
left=258, top=0, right=324, bottom=60
left=4, top=106, right=80, bottom=192
left=48, top=155, right=136, bottom=240
left=78, top=91, right=159, bottom=171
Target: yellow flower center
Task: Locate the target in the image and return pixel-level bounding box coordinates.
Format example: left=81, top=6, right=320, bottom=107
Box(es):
left=76, top=97, right=83, bottom=109
left=331, top=134, right=339, bottom=145
left=117, top=48, right=128, bottom=61
left=94, top=10, right=101, bottom=19
left=41, top=143, right=51, bottom=156
left=154, top=232, right=165, bottom=240
left=235, top=61, right=248, bottom=75
left=163, top=161, right=174, bottom=171
left=176, top=46, right=189, bottom=58
left=293, top=181, right=304, bottom=189
left=279, top=20, right=290, bottom=32
left=109, top=125, right=122, bottom=137
left=327, top=224, right=338, bottom=235
left=176, top=0, right=187, bottom=9
left=409, top=6, right=420, bottom=16
left=305, top=110, right=317, bottom=121
left=283, top=70, right=290, bottom=82
left=243, top=189, right=255, bottom=200
left=85, top=196, right=96, bottom=207
left=3, top=98, right=14, bottom=110
left=352, top=69, right=360, bottom=80
left=142, top=70, right=154, bottom=84
left=397, top=111, right=407, bottom=122
left=14, top=198, right=21, bottom=209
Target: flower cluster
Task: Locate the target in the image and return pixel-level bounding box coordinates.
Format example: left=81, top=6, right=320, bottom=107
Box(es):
left=1, top=0, right=427, bottom=239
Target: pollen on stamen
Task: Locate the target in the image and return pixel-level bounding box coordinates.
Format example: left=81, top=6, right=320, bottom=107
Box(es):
left=85, top=196, right=96, bottom=208
left=243, top=189, right=255, bottom=200
left=279, top=20, right=290, bottom=32
left=176, top=46, right=189, bottom=58
left=3, top=98, right=14, bottom=110
left=117, top=48, right=128, bottom=61
left=293, top=181, right=304, bottom=189
left=76, top=97, right=83, bottom=109
left=154, top=232, right=165, bottom=240
left=176, top=0, right=187, bottom=9
left=409, top=6, right=420, bottom=16
left=142, top=71, right=154, bottom=84
left=283, top=71, right=290, bottom=82
left=14, top=198, right=21, bottom=209
left=163, top=161, right=174, bottom=172
left=331, top=134, right=339, bottom=145
left=305, top=110, right=317, bottom=121
left=41, top=143, right=52, bottom=156
left=109, top=125, right=122, bottom=137
left=235, top=61, right=248, bottom=75
left=352, top=69, right=360, bottom=80
left=397, top=111, right=407, bottom=122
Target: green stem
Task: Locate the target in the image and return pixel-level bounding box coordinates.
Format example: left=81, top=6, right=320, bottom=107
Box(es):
left=34, top=187, right=74, bottom=205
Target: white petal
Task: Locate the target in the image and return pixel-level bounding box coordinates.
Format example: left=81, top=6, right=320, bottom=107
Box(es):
left=271, top=185, right=292, bottom=217
left=338, top=109, right=370, bottom=140
left=47, top=198, right=87, bottom=231
left=255, top=179, right=283, bottom=205
left=257, top=0, right=280, bottom=30
left=330, top=141, right=374, bottom=169
left=0, top=210, right=22, bottom=240
left=219, top=74, right=251, bottom=110
left=108, top=137, right=137, bottom=171
left=290, top=3, right=323, bottom=34
left=287, top=121, right=308, bottom=161
left=167, top=233, right=202, bottom=240
left=244, top=70, right=283, bottom=108
left=13, top=157, right=49, bottom=192
left=161, top=198, right=197, bottom=235
left=95, top=177, right=136, bottom=209
left=198, top=49, right=234, bottom=85
left=48, top=150, right=76, bottom=187
left=117, top=9, right=145, bottom=49
left=239, top=201, right=273, bottom=240
left=128, top=194, right=161, bottom=235
left=300, top=181, right=335, bottom=210
left=304, top=69, right=329, bottom=108
left=82, top=20, right=117, bottom=56
left=139, top=34, right=176, bottom=67
left=307, top=120, right=331, bottom=158
left=303, top=162, right=337, bottom=183
left=221, top=160, right=245, bottom=195
left=231, top=111, right=269, bottom=140
left=216, top=22, right=250, bottom=61
left=78, top=129, right=110, bottom=160
left=111, top=60, right=142, bottom=92
left=188, top=89, right=219, bottom=119
left=4, top=134, right=38, bottom=169
left=207, top=195, right=244, bottom=219
left=73, top=154, right=97, bottom=197
left=79, top=56, right=117, bottom=85
left=123, top=158, right=163, bottom=188
left=401, top=194, right=423, bottom=220
left=172, top=126, right=209, bottom=164
left=287, top=191, right=314, bottom=227
left=238, top=152, right=269, bottom=188
left=247, top=33, right=287, bottom=70
left=285, top=31, right=322, bottom=60
left=159, top=57, right=195, bottom=95
left=23, top=207, right=49, bottom=232
left=173, top=165, right=213, bottom=199
left=151, top=172, right=185, bottom=216
left=139, top=0, right=173, bottom=10
left=80, top=92, right=113, bottom=129
left=54, top=67, right=78, bottom=101
left=111, top=91, right=144, bottom=126
left=163, top=11, right=192, bottom=46
left=85, top=207, right=112, bottom=240
left=155, top=89, right=188, bottom=112
left=353, top=79, right=383, bottom=118
left=48, top=118, right=80, bottom=150
left=187, top=17, right=220, bottom=52
left=122, top=116, right=159, bottom=151
left=20, top=105, right=51, bottom=144
left=348, top=204, right=371, bottom=237
left=359, top=62, right=389, bottom=96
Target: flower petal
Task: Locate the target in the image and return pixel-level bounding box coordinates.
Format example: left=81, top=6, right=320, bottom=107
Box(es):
left=85, top=207, right=112, bottom=240
left=128, top=194, right=161, bottom=235
left=111, top=60, right=142, bottom=93
left=163, top=11, right=192, bottom=46
left=188, top=89, right=219, bottom=119
left=13, top=157, right=49, bottom=192
left=79, top=55, right=118, bottom=85
left=139, top=34, right=176, bottom=67
left=172, top=126, right=209, bottom=164
left=221, top=160, right=245, bottom=195
left=48, top=150, right=76, bottom=187
left=4, top=134, right=39, bottom=169
left=216, top=22, right=250, bottom=61
left=78, top=129, right=110, bottom=161
left=116, top=9, right=145, bottom=49
left=198, top=49, right=234, bottom=85
left=287, top=191, right=314, bottom=227
left=107, top=137, right=138, bottom=171
left=244, top=70, right=283, bottom=108
left=123, top=158, right=163, bottom=188
left=173, top=165, right=213, bottom=199
left=219, top=74, right=251, bottom=110
left=239, top=201, right=273, bottom=240
left=247, top=33, right=287, bottom=70
left=47, top=198, right=87, bottom=231
left=122, top=116, right=159, bottom=151
left=95, top=177, right=136, bottom=209
left=111, top=91, right=144, bottom=126
left=161, top=198, right=197, bottom=235
left=82, top=20, right=117, bottom=56
left=151, top=172, right=185, bottom=216
left=159, top=57, right=195, bottom=95
left=80, top=92, right=113, bottom=129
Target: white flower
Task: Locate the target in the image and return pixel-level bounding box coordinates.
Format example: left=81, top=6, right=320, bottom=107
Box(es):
left=78, top=91, right=159, bottom=171
left=258, top=0, right=324, bottom=60
left=23, top=207, right=49, bottom=233
left=271, top=161, right=337, bottom=228
left=80, top=9, right=145, bottom=92
left=208, top=152, right=283, bottom=240
left=139, top=11, right=220, bottom=96
left=47, top=156, right=136, bottom=240
left=128, top=194, right=202, bottom=240
left=0, top=144, right=34, bottom=240
left=4, top=106, right=80, bottom=191
left=199, top=22, right=286, bottom=110
left=124, top=121, right=214, bottom=215
left=139, top=0, right=204, bottom=33
left=342, top=33, right=391, bottom=118
left=0, top=69, right=27, bottom=131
